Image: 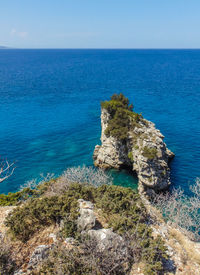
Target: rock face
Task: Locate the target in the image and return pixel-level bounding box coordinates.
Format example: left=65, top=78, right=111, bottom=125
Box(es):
left=77, top=199, right=96, bottom=231
left=28, top=245, right=51, bottom=270
left=88, top=228, right=128, bottom=257
left=93, top=108, right=174, bottom=193
left=78, top=200, right=129, bottom=262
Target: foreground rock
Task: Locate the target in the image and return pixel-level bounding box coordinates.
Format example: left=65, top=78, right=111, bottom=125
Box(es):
left=77, top=199, right=96, bottom=231
left=93, top=94, right=174, bottom=193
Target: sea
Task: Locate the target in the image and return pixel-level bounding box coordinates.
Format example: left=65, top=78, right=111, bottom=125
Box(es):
left=0, top=49, right=199, bottom=194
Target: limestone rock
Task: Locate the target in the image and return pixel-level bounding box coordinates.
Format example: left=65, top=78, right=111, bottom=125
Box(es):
left=94, top=108, right=174, bottom=192
left=77, top=199, right=96, bottom=231
left=88, top=228, right=128, bottom=256
left=28, top=245, right=51, bottom=270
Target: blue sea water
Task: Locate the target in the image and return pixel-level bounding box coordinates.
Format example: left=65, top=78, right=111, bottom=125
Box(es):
left=0, top=49, right=200, bottom=194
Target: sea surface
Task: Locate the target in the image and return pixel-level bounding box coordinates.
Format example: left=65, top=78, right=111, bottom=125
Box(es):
left=0, top=49, right=200, bottom=194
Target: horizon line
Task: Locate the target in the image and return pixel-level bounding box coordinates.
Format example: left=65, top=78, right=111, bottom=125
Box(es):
left=1, top=47, right=200, bottom=50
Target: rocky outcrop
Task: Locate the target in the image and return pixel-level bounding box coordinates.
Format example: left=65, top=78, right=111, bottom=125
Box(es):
left=93, top=108, right=174, bottom=193
left=28, top=245, right=51, bottom=270
left=78, top=200, right=129, bottom=264
left=77, top=199, right=96, bottom=231
left=88, top=228, right=128, bottom=256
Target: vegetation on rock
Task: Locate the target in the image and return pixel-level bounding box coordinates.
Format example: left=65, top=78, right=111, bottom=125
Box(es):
left=5, top=172, right=168, bottom=274
left=128, top=151, right=134, bottom=162
left=0, top=188, right=34, bottom=206
left=0, top=238, right=16, bottom=275
left=153, top=177, right=200, bottom=242
left=101, top=93, right=142, bottom=140
left=142, top=146, right=157, bottom=160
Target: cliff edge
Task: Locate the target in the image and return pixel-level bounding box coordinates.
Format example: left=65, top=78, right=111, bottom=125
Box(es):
left=93, top=93, right=174, bottom=194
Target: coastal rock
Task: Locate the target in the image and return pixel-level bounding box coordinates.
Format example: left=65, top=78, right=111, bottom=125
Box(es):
left=94, top=108, right=174, bottom=192
left=28, top=245, right=51, bottom=270
left=88, top=228, right=128, bottom=256
left=77, top=199, right=97, bottom=231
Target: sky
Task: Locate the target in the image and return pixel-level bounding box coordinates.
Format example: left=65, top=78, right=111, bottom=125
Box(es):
left=0, top=0, right=200, bottom=49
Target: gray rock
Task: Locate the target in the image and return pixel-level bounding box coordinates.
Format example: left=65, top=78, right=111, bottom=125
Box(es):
left=14, top=270, right=26, bottom=275
left=49, top=233, right=57, bottom=243
left=88, top=228, right=128, bottom=256
left=64, top=237, right=77, bottom=245
left=93, top=108, right=175, bottom=193
left=77, top=199, right=96, bottom=231
left=28, top=245, right=51, bottom=269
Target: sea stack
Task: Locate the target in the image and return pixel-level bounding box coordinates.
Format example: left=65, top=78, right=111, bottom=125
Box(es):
left=93, top=93, right=174, bottom=195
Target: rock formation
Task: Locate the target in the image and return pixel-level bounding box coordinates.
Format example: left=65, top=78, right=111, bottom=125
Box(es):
left=93, top=94, right=174, bottom=194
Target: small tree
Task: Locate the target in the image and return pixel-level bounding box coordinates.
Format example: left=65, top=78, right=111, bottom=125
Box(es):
left=0, top=160, right=15, bottom=183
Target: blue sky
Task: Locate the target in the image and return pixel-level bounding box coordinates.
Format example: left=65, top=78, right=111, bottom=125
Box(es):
left=0, top=0, right=200, bottom=48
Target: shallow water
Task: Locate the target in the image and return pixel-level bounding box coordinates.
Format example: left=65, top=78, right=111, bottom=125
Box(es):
left=0, top=49, right=199, bottom=194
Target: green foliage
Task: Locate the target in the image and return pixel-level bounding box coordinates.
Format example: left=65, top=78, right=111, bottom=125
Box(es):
left=128, top=152, right=134, bottom=162
left=5, top=182, right=167, bottom=274
left=37, top=246, right=97, bottom=275
left=5, top=190, right=80, bottom=242
left=0, top=239, right=16, bottom=275
left=101, top=93, right=133, bottom=114
left=0, top=188, right=34, bottom=206
left=101, top=93, right=142, bottom=140
left=0, top=179, right=57, bottom=206
left=142, top=146, right=157, bottom=160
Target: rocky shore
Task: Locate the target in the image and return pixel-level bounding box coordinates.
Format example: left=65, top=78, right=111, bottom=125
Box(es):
left=93, top=94, right=174, bottom=195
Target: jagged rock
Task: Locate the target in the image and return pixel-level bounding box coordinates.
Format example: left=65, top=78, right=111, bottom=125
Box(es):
left=14, top=270, right=25, bottom=275
left=77, top=199, right=96, bottom=231
left=87, top=228, right=128, bottom=256
left=28, top=245, right=51, bottom=270
left=94, top=108, right=174, bottom=192
left=64, top=237, right=77, bottom=245
left=49, top=233, right=57, bottom=243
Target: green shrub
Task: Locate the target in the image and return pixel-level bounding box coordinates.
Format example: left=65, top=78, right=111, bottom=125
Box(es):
left=128, top=152, right=134, bottom=162
left=0, top=238, right=16, bottom=275
left=0, top=188, right=34, bottom=206
left=37, top=245, right=97, bottom=275
left=101, top=93, right=142, bottom=140
left=5, top=189, right=80, bottom=242
left=142, top=146, right=157, bottom=160
left=5, top=182, right=167, bottom=274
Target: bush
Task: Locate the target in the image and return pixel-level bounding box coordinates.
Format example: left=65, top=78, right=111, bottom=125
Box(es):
left=5, top=190, right=80, bottom=242
left=153, top=178, right=200, bottom=241
left=0, top=238, right=16, bottom=275
left=5, top=182, right=167, bottom=274
left=101, top=93, right=142, bottom=140
left=37, top=245, right=96, bottom=275
left=0, top=174, right=56, bottom=206
left=128, top=152, right=134, bottom=162
left=0, top=188, right=34, bottom=206
left=142, top=146, right=157, bottom=160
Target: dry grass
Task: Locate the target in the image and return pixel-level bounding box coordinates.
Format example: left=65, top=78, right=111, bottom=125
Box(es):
left=0, top=206, right=15, bottom=234
left=169, top=227, right=200, bottom=266
left=7, top=224, right=59, bottom=272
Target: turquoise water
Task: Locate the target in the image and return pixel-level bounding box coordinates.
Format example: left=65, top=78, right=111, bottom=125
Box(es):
left=0, top=49, right=200, bottom=194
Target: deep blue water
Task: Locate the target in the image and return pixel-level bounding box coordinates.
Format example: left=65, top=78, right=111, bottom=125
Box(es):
left=0, top=49, right=200, bottom=194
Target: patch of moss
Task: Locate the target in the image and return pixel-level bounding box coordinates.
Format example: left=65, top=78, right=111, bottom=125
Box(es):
left=142, top=146, right=157, bottom=160
left=101, top=93, right=142, bottom=140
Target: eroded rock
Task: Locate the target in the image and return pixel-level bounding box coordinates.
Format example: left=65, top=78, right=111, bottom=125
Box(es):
left=28, top=245, right=51, bottom=270
left=88, top=228, right=128, bottom=257
left=77, top=199, right=97, bottom=231
left=94, top=108, right=174, bottom=193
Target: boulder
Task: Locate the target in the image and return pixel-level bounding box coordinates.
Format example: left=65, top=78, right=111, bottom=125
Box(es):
left=88, top=228, right=128, bottom=257
left=77, top=199, right=96, bottom=231
left=28, top=245, right=51, bottom=270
